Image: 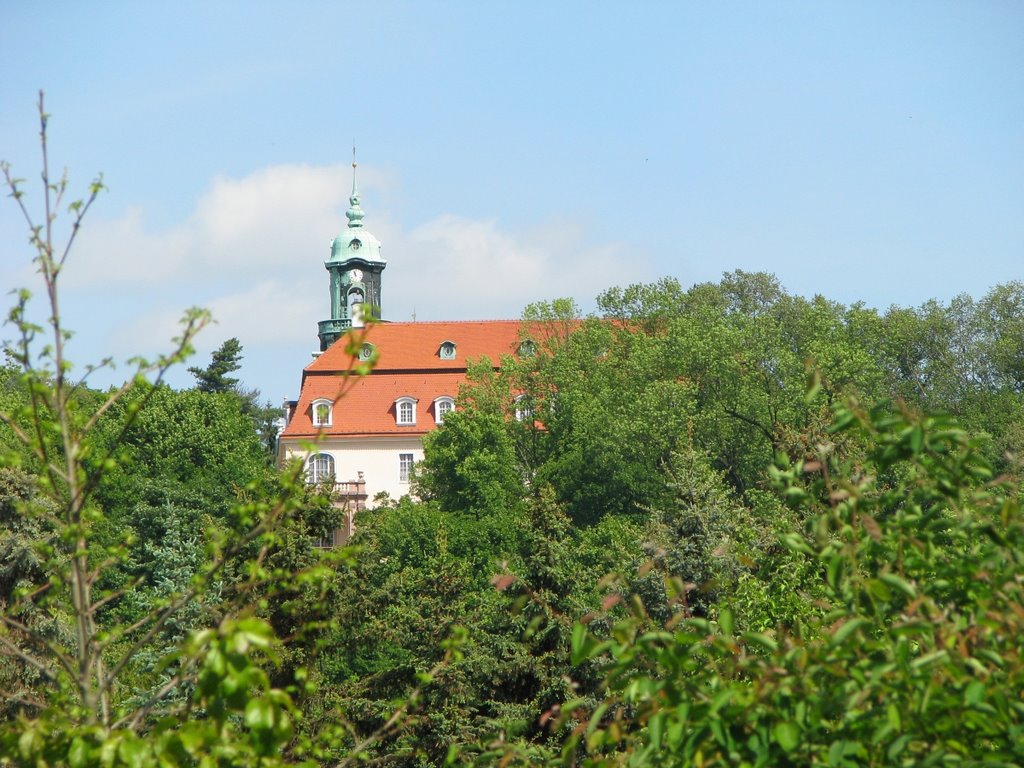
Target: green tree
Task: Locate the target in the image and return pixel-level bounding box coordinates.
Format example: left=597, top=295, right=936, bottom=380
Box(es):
left=416, top=408, right=525, bottom=517
left=188, top=337, right=243, bottom=394
left=641, top=446, right=757, bottom=620
left=0, top=94, right=304, bottom=765
left=534, top=401, right=1024, bottom=766
left=0, top=94, right=429, bottom=767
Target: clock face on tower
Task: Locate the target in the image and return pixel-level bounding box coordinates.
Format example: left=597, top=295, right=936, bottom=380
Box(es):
left=348, top=268, right=363, bottom=282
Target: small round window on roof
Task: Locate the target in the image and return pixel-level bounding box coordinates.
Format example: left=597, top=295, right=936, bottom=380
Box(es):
left=439, top=341, right=457, bottom=360
left=518, top=339, right=537, bottom=357
left=359, top=342, right=375, bottom=362
left=350, top=238, right=362, bottom=251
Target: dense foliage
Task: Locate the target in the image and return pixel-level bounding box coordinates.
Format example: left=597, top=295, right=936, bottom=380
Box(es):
left=3, top=100, right=1023, bottom=765
left=0, top=100, right=367, bottom=767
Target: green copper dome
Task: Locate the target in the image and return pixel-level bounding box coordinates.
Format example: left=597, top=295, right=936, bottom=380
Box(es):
left=328, top=161, right=384, bottom=264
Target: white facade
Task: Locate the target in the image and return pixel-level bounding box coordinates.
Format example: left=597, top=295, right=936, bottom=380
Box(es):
left=284, top=434, right=425, bottom=505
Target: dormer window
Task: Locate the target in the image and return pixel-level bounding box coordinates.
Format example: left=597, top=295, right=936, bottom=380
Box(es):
left=434, top=396, right=455, bottom=424
left=359, top=342, right=376, bottom=362
left=439, top=341, right=457, bottom=360
left=311, top=398, right=333, bottom=427
left=518, top=339, right=537, bottom=358
left=395, top=396, right=417, bottom=426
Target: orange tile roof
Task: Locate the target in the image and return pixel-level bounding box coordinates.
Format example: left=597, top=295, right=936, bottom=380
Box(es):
left=281, top=371, right=471, bottom=438
left=281, top=320, right=532, bottom=439
left=306, top=320, right=527, bottom=373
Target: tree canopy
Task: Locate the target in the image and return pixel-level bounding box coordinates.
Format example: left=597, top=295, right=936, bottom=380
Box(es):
left=3, top=98, right=1023, bottom=765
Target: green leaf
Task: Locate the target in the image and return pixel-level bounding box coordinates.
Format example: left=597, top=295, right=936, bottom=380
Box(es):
left=571, top=623, right=590, bottom=664
left=18, top=728, right=38, bottom=760
left=782, top=532, right=814, bottom=554
left=827, top=740, right=848, bottom=766
left=886, top=703, right=901, bottom=731
left=879, top=572, right=916, bottom=599
left=827, top=554, right=844, bottom=592
left=68, top=736, right=90, bottom=768
left=910, top=650, right=948, bottom=670
left=909, top=425, right=924, bottom=454
left=118, top=736, right=149, bottom=768
left=245, top=697, right=275, bottom=731
left=649, top=711, right=665, bottom=750
left=831, top=616, right=869, bottom=646
left=774, top=721, right=800, bottom=753
left=718, top=607, right=734, bottom=636
left=887, top=734, right=911, bottom=761
left=586, top=703, right=609, bottom=736
left=741, top=632, right=778, bottom=652
left=866, top=578, right=892, bottom=602
left=964, top=680, right=986, bottom=706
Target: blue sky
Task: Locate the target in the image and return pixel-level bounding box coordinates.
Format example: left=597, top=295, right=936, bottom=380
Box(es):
left=2, top=1, right=1022, bottom=402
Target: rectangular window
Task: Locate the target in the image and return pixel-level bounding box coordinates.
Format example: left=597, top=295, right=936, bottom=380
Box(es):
left=436, top=398, right=454, bottom=424
left=313, top=402, right=331, bottom=426
left=399, top=453, right=414, bottom=483
left=398, top=400, right=415, bottom=425
left=514, top=395, right=534, bottom=423
left=313, top=531, right=335, bottom=549
left=308, top=453, right=335, bottom=484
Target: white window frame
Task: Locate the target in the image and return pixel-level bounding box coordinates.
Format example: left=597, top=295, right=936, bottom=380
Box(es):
left=313, top=531, right=336, bottom=549
left=399, top=453, right=414, bottom=483
left=514, top=394, right=534, bottom=423
left=434, top=396, right=455, bottom=425
left=311, top=398, right=333, bottom=427
left=395, top=396, right=417, bottom=426
left=307, top=453, right=335, bottom=484
left=439, top=340, right=457, bottom=360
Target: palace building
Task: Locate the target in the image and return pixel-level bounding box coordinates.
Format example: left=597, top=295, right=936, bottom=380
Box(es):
left=277, top=165, right=530, bottom=542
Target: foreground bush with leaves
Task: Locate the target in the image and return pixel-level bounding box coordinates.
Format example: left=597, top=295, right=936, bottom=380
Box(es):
left=527, top=399, right=1024, bottom=766
left=0, top=95, right=449, bottom=767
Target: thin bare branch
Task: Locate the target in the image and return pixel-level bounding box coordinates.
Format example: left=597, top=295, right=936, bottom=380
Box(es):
left=0, top=615, right=74, bottom=680
left=115, top=653, right=203, bottom=731
left=88, top=576, right=145, bottom=614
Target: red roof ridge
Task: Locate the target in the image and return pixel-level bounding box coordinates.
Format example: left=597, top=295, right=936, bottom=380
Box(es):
left=377, top=318, right=523, bottom=325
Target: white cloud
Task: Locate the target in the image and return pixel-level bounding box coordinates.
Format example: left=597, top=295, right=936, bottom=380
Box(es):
left=64, top=163, right=367, bottom=288
left=43, top=161, right=647, bottom=397
left=384, top=214, right=637, bottom=321
left=66, top=205, right=195, bottom=284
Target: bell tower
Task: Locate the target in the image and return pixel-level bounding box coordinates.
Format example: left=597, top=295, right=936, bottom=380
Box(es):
left=317, top=156, right=387, bottom=351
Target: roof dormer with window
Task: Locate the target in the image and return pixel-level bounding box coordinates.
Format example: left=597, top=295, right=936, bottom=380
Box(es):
left=517, top=339, right=537, bottom=358
left=434, top=396, right=455, bottom=424
left=395, top=396, right=418, bottom=426
left=438, top=340, right=457, bottom=360
left=311, top=398, right=333, bottom=427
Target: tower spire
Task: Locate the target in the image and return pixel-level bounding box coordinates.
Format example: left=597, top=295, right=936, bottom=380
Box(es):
left=346, top=144, right=364, bottom=228
left=318, top=146, right=386, bottom=350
